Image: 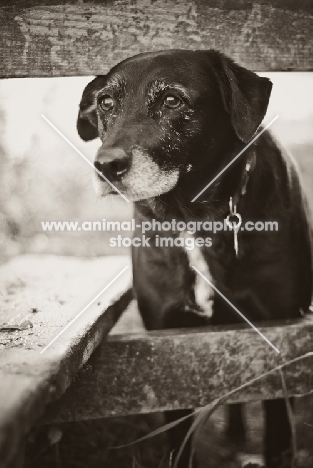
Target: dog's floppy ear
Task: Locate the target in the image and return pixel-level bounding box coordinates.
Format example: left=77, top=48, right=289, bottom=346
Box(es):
left=210, top=52, right=272, bottom=143
left=77, top=76, right=107, bottom=141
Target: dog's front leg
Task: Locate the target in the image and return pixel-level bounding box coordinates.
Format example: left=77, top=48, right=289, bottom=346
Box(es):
left=165, top=409, right=198, bottom=468
left=132, top=223, right=209, bottom=467
left=264, top=398, right=294, bottom=468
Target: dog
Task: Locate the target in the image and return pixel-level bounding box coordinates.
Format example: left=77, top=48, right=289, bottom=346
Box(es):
left=77, top=49, right=313, bottom=468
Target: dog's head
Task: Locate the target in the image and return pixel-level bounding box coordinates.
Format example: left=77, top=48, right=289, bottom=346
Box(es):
left=77, top=50, right=272, bottom=202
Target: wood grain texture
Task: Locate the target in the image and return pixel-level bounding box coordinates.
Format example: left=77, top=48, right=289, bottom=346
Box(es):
left=43, top=313, right=313, bottom=422
left=0, top=0, right=312, bottom=77
left=0, top=255, right=132, bottom=468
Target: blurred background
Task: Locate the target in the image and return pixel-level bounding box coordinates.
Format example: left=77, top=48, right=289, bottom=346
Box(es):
left=0, top=73, right=312, bottom=263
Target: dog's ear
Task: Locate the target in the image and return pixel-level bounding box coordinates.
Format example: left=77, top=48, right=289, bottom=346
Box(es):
left=210, top=52, right=272, bottom=143
left=77, top=76, right=107, bottom=141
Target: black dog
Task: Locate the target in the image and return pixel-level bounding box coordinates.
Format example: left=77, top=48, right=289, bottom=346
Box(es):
left=77, top=49, right=313, bottom=468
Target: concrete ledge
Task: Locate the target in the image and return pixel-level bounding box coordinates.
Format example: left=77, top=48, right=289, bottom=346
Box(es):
left=0, top=255, right=132, bottom=468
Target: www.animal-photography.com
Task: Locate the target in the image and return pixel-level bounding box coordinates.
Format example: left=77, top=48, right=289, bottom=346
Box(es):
left=0, top=2, right=313, bottom=468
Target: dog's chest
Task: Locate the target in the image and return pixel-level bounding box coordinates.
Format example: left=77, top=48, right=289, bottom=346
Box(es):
left=180, top=233, right=214, bottom=317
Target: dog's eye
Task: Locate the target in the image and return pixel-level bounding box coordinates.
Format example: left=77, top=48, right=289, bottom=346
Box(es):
left=163, top=95, right=182, bottom=109
left=98, top=95, right=114, bottom=112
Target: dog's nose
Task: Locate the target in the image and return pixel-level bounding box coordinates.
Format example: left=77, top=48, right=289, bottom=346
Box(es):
left=94, top=147, right=130, bottom=181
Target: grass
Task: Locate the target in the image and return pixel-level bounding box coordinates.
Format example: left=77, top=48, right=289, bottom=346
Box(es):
left=25, top=414, right=170, bottom=468
left=24, top=395, right=313, bottom=468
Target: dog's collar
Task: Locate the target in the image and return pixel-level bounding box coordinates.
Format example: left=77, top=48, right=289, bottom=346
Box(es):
left=233, top=150, right=256, bottom=207
left=226, top=151, right=256, bottom=257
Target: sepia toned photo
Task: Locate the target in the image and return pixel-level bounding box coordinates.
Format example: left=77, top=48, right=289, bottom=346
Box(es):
left=0, top=2, right=313, bottom=468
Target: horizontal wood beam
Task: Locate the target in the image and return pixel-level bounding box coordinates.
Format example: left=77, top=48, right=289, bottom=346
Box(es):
left=42, top=315, right=313, bottom=423
left=0, top=1, right=312, bottom=78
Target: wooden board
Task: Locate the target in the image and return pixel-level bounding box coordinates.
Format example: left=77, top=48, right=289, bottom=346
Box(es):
left=0, top=254, right=132, bottom=468
left=42, top=312, right=313, bottom=422
left=0, top=0, right=312, bottom=78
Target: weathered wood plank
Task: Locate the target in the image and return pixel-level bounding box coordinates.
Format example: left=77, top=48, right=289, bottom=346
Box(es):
left=0, top=0, right=312, bottom=77
left=42, top=313, right=313, bottom=422
left=0, top=255, right=132, bottom=468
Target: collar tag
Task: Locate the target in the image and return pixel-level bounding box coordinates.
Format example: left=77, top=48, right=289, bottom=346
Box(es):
left=226, top=197, right=242, bottom=257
